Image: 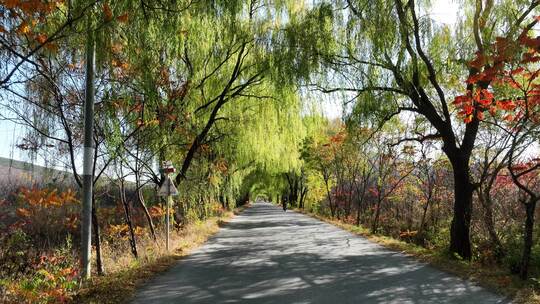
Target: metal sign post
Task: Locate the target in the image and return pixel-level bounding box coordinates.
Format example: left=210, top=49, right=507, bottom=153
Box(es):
left=158, top=161, right=178, bottom=252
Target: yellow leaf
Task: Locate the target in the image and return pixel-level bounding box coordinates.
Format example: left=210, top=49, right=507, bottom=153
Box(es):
left=17, top=21, right=30, bottom=34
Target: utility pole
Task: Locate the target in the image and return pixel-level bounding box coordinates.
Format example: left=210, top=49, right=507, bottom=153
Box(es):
left=81, top=17, right=95, bottom=280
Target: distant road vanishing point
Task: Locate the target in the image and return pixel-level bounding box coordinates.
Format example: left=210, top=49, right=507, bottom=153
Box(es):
left=131, top=202, right=510, bottom=304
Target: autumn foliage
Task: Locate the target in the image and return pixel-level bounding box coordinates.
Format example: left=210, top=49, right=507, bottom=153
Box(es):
left=0, top=0, right=64, bottom=52
left=454, top=28, right=540, bottom=125
left=0, top=182, right=228, bottom=303
left=0, top=187, right=80, bottom=303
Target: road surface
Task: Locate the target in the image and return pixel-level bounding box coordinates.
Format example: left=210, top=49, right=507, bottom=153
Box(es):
left=131, top=202, right=510, bottom=304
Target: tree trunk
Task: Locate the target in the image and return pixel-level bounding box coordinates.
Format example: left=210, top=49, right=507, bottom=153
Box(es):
left=449, top=160, right=473, bottom=260
left=299, top=187, right=307, bottom=209
left=293, top=177, right=299, bottom=207
left=520, top=200, right=536, bottom=280
left=91, top=200, right=104, bottom=275
left=356, top=194, right=365, bottom=227
left=479, top=192, right=504, bottom=260
left=137, top=188, right=157, bottom=241
left=356, top=176, right=369, bottom=227
left=372, top=197, right=382, bottom=233
left=323, top=175, right=335, bottom=218
left=418, top=195, right=431, bottom=237
left=356, top=205, right=361, bottom=226
left=345, top=180, right=355, bottom=218
left=120, top=180, right=138, bottom=258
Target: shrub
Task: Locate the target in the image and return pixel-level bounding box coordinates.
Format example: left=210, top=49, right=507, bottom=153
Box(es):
left=0, top=233, right=78, bottom=304
left=504, top=237, right=540, bottom=276
left=0, top=229, right=36, bottom=279
left=14, top=187, right=79, bottom=247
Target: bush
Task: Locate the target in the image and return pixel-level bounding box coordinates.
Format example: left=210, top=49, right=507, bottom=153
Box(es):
left=423, top=225, right=450, bottom=250
left=14, top=187, right=80, bottom=247
left=0, top=232, right=78, bottom=303
left=0, top=187, right=81, bottom=303
left=0, top=229, right=36, bottom=279
left=504, top=236, right=540, bottom=277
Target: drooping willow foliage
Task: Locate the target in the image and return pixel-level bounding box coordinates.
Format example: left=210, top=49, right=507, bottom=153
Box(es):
left=0, top=0, right=328, bottom=220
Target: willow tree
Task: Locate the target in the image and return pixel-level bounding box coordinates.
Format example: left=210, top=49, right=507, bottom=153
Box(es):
left=104, top=0, right=315, bottom=185
left=300, top=0, right=540, bottom=259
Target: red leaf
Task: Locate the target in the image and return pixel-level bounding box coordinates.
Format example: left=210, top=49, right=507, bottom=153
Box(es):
left=463, top=104, right=474, bottom=115
left=453, top=95, right=469, bottom=105
left=489, top=105, right=497, bottom=116
left=511, top=67, right=525, bottom=75
left=466, top=73, right=484, bottom=84
left=469, top=53, right=486, bottom=69
left=496, top=100, right=516, bottom=111
left=494, top=37, right=510, bottom=53
left=478, top=99, right=491, bottom=106
left=476, top=111, right=484, bottom=121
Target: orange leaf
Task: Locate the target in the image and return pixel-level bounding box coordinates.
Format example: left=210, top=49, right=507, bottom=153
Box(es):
left=481, top=89, right=494, bottom=100
left=3, top=0, right=19, bottom=9
left=35, top=33, right=47, bottom=44
left=117, top=13, right=129, bottom=23
left=44, top=42, right=58, bottom=52
left=504, top=114, right=514, bottom=122
left=16, top=207, right=31, bottom=218
left=103, top=3, right=113, bottom=21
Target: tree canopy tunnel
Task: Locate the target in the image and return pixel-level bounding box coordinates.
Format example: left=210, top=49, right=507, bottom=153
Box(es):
left=236, top=168, right=288, bottom=206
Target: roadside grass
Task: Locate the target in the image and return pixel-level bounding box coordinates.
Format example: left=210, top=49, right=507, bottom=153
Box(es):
left=73, top=204, right=251, bottom=304
left=295, top=209, right=540, bottom=304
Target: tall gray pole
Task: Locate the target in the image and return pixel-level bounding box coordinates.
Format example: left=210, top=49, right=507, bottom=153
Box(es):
left=81, top=21, right=95, bottom=280
left=166, top=175, right=171, bottom=252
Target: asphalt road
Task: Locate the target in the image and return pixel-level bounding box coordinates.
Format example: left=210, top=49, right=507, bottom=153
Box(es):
left=131, top=202, right=510, bottom=304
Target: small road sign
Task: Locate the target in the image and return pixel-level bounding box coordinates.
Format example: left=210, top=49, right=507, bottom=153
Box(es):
left=158, top=176, right=178, bottom=196
left=160, top=161, right=177, bottom=253
left=161, top=161, right=176, bottom=174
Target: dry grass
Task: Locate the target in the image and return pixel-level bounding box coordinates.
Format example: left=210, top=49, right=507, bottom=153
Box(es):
left=73, top=204, right=251, bottom=304
left=295, top=209, right=540, bottom=304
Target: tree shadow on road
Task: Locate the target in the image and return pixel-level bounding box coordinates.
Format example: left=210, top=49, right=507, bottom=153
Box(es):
left=131, top=203, right=510, bottom=304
